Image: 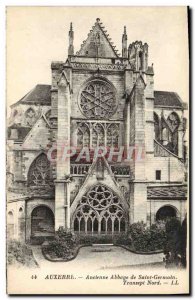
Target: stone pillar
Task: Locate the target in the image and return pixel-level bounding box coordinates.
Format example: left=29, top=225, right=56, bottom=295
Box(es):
left=125, top=101, right=130, bottom=147
left=133, top=182, right=147, bottom=223
left=178, top=121, right=184, bottom=158
left=124, top=67, right=133, bottom=148
left=145, top=73, right=154, bottom=154
left=55, top=71, right=71, bottom=230
left=129, top=75, right=147, bottom=224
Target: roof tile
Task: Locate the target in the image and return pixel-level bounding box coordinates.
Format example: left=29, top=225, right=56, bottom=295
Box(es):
left=154, top=91, right=183, bottom=108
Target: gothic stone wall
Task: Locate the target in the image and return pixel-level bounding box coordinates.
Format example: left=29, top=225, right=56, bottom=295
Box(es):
left=10, top=104, right=51, bottom=127
left=145, top=154, right=185, bottom=182
left=7, top=200, right=26, bottom=241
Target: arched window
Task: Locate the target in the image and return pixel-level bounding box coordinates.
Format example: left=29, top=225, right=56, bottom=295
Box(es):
left=77, top=123, right=90, bottom=148
left=25, top=108, right=36, bottom=127
left=28, top=153, right=53, bottom=187
left=92, top=123, right=105, bottom=147
left=160, top=113, right=180, bottom=155
left=107, top=124, right=120, bottom=148
left=7, top=211, right=14, bottom=238
left=167, top=112, right=180, bottom=132
left=73, top=184, right=127, bottom=234
left=166, top=112, right=180, bottom=155
left=154, top=113, right=160, bottom=141
left=8, top=211, right=14, bottom=223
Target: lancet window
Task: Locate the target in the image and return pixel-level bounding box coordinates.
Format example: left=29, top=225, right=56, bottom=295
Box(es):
left=76, top=122, right=121, bottom=148
left=28, top=153, right=53, bottom=187
left=154, top=111, right=181, bottom=156
left=25, top=108, right=36, bottom=127
left=77, top=123, right=90, bottom=148
left=91, top=123, right=105, bottom=147
left=107, top=123, right=120, bottom=148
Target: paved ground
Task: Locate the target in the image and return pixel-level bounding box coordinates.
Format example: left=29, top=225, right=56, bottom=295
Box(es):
left=31, top=245, right=164, bottom=271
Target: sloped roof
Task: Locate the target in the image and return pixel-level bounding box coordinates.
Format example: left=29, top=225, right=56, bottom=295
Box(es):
left=147, top=185, right=187, bottom=199
left=11, top=84, right=51, bottom=107
left=154, top=91, right=184, bottom=108
left=76, top=18, right=119, bottom=58
left=10, top=85, right=185, bottom=110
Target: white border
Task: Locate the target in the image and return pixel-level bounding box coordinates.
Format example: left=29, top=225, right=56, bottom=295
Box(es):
left=0, top=1, right=193, bottom=299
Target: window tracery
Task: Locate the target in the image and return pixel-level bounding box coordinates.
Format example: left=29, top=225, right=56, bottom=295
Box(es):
left=76, top=121, right=121, bottom=148
left=73, top=184, right=127, bottom=234
left=92, top=123, right=105, bottom=147
left=154, top=112, right=180, bottom=156
left=107, top=123, right=120, bottom=147
left=160, top=113, right=180, bottom=155
left=167, top=113, right=180, bottom=155
left=77, top=123, right=90, bottom=148
left=167, top=112, right=180, bottom=132
left=80, top=80, right=117, bottom=119
left=28, top=153, right=53, bottom=187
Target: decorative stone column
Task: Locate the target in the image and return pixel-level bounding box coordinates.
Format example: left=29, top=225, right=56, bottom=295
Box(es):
left=129, top=75, right=147, bottom=224
left=55, top=71, right=71, bottom=231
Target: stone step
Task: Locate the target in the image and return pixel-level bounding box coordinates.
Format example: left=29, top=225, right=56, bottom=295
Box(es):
left=92, top=243, right=114, bottom=247
left=92, top=243, right=113, bottom=252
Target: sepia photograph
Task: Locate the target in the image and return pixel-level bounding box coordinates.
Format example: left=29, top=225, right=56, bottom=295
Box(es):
left=6, top=6, right=189, bottom=295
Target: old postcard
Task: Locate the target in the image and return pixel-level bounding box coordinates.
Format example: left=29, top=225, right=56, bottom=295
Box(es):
left=6, top=6, right=189, bottom=295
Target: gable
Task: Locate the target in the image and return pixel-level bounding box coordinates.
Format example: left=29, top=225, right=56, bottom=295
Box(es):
left=76, top=19, right=119, bottom=58
left=70, top=157, right=128, bottom=214
left=22, top=116, right=50, bottom=150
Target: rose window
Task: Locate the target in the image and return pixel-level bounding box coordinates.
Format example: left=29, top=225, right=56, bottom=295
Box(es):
left=80, top=80, right=117, bottom=119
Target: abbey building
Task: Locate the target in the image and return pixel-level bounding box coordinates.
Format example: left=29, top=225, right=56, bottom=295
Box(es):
left=7, top=18, right=187, bottom=242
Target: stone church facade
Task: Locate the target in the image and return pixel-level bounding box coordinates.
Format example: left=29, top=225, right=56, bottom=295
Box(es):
left=7, top=18, right=187, bottom=243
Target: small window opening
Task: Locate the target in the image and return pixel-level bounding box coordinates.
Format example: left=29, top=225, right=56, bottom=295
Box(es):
left=156, top=170, right=161, bottom=180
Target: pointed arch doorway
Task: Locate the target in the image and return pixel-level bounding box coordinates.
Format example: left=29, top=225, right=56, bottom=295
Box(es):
left=72, top=184, right=127, bottom=235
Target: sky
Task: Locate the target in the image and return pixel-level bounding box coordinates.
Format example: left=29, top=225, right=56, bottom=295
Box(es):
left=6, top=6, right=189, bottom=106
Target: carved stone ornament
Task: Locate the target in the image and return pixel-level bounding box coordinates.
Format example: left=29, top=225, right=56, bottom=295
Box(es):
left=73, top=184, right=127, bottom=234
left=80, top=80, right=117, bottom=119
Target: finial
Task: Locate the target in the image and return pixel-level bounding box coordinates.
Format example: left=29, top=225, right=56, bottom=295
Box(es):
left=124, top=26, right=126, bottom=34
left=96, top=18, right=100, bottom=23
left=68, top=22, right=74, bottom=55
